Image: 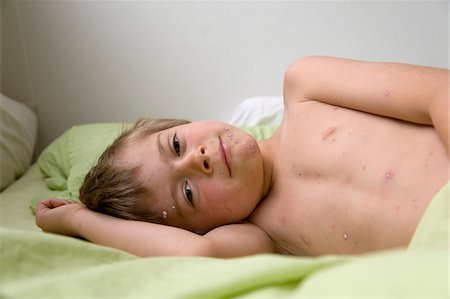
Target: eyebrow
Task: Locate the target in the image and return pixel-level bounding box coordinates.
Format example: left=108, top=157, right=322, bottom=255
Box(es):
left=156, top=132, right=165, bottom=157
left=157, top=132, right=184, bottom=219
left=168, top=182, right=185, bottom=222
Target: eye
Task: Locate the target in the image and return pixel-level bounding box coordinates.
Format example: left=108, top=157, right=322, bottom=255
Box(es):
left=184, top=181, right=194, bottom=206
left=172, top=133, right=181, bottom=156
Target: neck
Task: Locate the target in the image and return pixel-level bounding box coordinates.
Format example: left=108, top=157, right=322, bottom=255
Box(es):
left=257, top=137, right=277, bottom=200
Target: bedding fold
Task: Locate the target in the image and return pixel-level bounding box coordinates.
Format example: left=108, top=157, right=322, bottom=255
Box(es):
left=1, top=227, right=447, bottom=298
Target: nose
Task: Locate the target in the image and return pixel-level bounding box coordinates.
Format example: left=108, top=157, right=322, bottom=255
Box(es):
left=179, top=145, right=212, bottom=175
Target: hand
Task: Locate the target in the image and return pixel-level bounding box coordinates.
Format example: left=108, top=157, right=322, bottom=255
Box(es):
left=36, top=198, right=87, bottom=237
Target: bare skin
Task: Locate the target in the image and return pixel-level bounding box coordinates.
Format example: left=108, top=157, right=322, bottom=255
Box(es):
left=36, top=56, right=449, bottom=258
left=252, top=101, right=447, bottom=256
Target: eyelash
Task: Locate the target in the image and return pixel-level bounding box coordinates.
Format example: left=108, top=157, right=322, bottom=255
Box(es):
left=172, top=133, right=181, bottom=156
left=184, top=181, right=194, bottom=205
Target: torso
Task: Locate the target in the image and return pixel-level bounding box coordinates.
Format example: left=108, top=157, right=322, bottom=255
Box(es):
left=249, top=100, right=448, bottom=256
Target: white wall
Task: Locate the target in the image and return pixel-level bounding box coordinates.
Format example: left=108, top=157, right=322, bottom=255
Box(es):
left=1, top=0, right=448, bottom=153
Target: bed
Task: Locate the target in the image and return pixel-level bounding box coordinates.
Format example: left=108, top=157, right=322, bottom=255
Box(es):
left=1, top=95, right=448, bottom=298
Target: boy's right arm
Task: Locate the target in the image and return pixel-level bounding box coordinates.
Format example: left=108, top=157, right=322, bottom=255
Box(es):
left=36, top=199, right=274, bottom=258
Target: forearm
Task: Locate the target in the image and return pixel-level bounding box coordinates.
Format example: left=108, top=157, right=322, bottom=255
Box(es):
left=72, top=208, right=212, bottom=257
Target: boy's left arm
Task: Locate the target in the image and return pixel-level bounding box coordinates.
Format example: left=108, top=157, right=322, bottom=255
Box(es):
left=284, top=56, right=449, bottom=153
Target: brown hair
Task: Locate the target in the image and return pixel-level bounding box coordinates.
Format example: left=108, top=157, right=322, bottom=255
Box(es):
left=79, top=118, right=190, bottom=222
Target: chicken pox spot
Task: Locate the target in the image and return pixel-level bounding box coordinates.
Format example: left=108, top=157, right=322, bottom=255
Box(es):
left=162, top=210, right=168, bottom=219
left=301, top=235, right=311, bottom=246
left=322, top=127, right=337, bottom=141
left=384, top=171, right=395, bottom=181
left=383, top=90, right=391, bottom=97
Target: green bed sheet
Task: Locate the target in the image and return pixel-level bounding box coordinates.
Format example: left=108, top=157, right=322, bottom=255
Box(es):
left=1, top=123, right=448, bottom=298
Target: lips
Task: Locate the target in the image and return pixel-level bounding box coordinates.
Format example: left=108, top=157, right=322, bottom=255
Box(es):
left=219, top=136, right=232, bottom=177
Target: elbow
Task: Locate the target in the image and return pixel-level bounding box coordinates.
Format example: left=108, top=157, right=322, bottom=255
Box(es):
left=283, top=56, right=318, bottom=104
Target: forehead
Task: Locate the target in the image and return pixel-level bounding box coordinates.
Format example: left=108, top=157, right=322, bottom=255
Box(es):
left=121, top=133, right=180, bottom=213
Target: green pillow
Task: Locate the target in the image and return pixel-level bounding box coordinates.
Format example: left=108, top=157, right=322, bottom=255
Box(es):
left=32, top=123, right=277, bottom=210
left=32, top=123, right=128, bottom=210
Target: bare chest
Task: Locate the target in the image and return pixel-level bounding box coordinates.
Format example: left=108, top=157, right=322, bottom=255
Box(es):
left=250, top=101, right=448, bottom=256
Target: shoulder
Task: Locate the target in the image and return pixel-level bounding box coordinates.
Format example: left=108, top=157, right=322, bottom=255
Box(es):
left=203, top=222, right=275, bottom=258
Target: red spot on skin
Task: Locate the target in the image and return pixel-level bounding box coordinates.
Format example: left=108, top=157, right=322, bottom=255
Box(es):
left=301, top=235, right=311, bottom=246
left=383, top=90, right=391, bottom=96
left=280, top=217, right=287, bottom=224
left=322, top=127, right=337, bottom=141
left=362, top=165, right=366, bottom=170
left=385, top=171, right=395, bottom=181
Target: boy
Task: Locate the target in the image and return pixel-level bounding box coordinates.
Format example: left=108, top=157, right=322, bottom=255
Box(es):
left=36, top=56, right=449, bottom=257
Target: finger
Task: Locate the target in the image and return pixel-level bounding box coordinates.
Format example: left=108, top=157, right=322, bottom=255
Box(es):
left=36, top=200, right=51, bottom=213
left=40, top=198, right=71, bottom=209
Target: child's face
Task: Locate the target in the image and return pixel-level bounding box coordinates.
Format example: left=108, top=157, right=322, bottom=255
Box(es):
left=120, top=121, right=265, bottom=233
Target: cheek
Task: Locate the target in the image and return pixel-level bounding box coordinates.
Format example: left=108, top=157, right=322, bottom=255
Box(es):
left=201, top=183, right=242, bottom=212
left=226, top=133, right=259, bottom=160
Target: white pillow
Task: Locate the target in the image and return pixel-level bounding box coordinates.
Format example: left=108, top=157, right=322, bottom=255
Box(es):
left=229, top=96, right=284, bottom=126
left=0, top=94, right=38, bottom=191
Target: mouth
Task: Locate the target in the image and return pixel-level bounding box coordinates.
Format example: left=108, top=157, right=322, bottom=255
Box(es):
left=219, top=136, right=232, bottom=177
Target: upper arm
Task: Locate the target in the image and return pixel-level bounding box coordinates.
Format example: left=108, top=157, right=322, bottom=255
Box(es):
left=283, top=56, right=449, bottom=152
left=73, top=207, right=273, bottom=258
left=202, top=222, right=275, bottom=258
